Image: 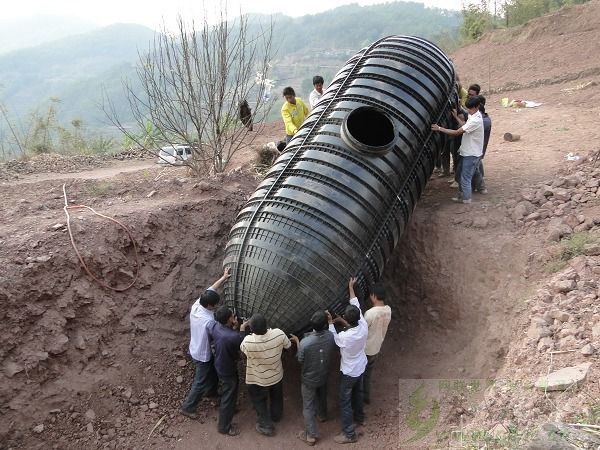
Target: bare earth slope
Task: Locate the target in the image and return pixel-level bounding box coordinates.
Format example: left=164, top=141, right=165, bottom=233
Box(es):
left=2, top=4, right=600, bottom=449
left=453, top=0, right=600, bottom=103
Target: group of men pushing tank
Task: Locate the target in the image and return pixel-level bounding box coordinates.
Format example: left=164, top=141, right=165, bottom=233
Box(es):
left=179, top=267, right=392, bottom=445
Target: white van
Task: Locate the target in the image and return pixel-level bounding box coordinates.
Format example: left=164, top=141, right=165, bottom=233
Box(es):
left=157, top=144, right=193, bottom=165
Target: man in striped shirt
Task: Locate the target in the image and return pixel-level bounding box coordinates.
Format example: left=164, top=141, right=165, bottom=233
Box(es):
left=240, top=313, right=292, bottom=436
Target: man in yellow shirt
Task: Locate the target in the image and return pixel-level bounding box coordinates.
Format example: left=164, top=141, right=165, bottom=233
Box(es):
left=281, top=86, right=309, bottom=145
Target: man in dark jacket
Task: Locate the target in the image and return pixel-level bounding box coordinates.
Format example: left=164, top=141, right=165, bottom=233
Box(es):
left=290, top=311, right=335, bottom=446
left=209, top=306, right=248, bottom=436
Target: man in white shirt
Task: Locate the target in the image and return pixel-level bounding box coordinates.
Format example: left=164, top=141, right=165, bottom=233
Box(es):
left=180, top=267, right=230, bottom=418
left=431, top=95, right=484, bottom=204
left=309, top=75, right=324, bottom=109
left=363, top=283, right=392, bottom=405
left=327, top=277, right=368, bottom=444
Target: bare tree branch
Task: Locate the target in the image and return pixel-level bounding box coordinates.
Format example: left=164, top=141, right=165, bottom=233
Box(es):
left=102, top=5, right=275, bottom=175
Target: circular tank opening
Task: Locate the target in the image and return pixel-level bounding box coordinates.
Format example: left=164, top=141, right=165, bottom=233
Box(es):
left=342, top=106, right=396, bottom=154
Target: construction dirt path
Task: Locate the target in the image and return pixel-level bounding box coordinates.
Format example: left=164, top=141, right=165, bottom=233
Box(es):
left=2, top=3, right=600, bottom=449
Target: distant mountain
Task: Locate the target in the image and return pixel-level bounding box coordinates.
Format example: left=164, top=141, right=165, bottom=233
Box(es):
left=0, top=23, right=156, bottom=125
left=0, top=2, right=460, bottom=134
left=0, top=15, right=99, bottom=54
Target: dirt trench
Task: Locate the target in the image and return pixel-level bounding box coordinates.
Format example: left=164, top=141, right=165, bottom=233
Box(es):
left=0, top=165, right=529, bottom=449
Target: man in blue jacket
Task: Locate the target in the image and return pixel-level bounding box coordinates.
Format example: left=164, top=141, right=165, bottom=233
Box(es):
left=210, top=306, right=248, bottom=436
left=291, top=311, right=335, bottom=446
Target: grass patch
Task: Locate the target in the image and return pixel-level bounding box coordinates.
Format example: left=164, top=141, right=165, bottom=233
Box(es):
left=544, top=231, right=599, bottom=273
left=253, top=143, right=280, bottom=177
left=86, top=181, right=113, bottom=197
left=560, top=232, right=597, bottom=260
left=573, top=402, right=600, bottom=425
left=443, top=425, right=536, bottom=449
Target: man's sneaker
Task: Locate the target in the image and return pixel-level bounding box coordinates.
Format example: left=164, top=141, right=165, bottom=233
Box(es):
left=462, top=199, right=472, bottom=204
left=334, top=433, right=358, bottom=444
left=317, top=415, right=328, bottom=423
left=480, top=188, right=488, bottom=194
left=437, top=172, right=450, bottom=178
left=451, top=197, right=463, bottom=203
left=447, top=178, right=455, bottom=184
left=449, top=181, right=459, bottom=188
left=179, top=409, right=198, bottom=420
left=297, top=430, right=316, bottom=446
left=255, top=423, right=274, bottom=437
left=220, top=425, right=240, bottom=436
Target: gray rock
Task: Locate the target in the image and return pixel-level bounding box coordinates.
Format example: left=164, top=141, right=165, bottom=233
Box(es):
left=574, top=223, right=592, bottom=232
left=3, top=360, right=24, bottom=378
left=535, top=362, right=592, bottom=391
left=176, top=375, right=183, bottom=384
left=149, top=402, right=158, bottom=409
left=550, top=310, right=571, bottom=322
left=542, top=186, right=555, bottom=196
left=557, top=335, right=576, bottom=349
left=552, top=188, right=571, bottom=202
left=74, top=334, right=86, bottom=350
left=527, top=422, right=600, bottom=449
left=521, top=189, right=536, bottom=202
left=565, top=174, right=583, bottom=187
left=581, top=344, right=596, bottom=356
left=33, top=424, right=44, bottom=434
left=546, top=224, right=572, bottom=242
left=584, top=243, right=600, bottom=256
left=562, top=214, right=580, bottom=230
left=87, top=423, right=94, bottom=433
left=46, top=334, right=69, bottom=355
left=472, top=217, right=489, bottom=229
left=513, top=201, right=534, bottom=220
left=528, top=322, right=552, bottom=341
left=538, top=337, right=554, bottom=352
left=177, top=359, right=187, bottom=367
left=537, top=289, right=553, bottom=303
left=552, top=280, right=577, bottom=293
left=85, top=409, right=96, bottom=421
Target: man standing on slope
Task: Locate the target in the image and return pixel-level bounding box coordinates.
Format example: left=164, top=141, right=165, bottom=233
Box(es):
left=362, top=283, right=392, bottom=405
left=290, top=310, right=336, bottom=446
left=431, top=95, right=484, bottom=204
left=327, top=277, right=368, bottom=444
left=180, top=267, right=231, bottom=418
left=281, top=86, right=309, bottom=145
left=209, top=306, right=248, bottom=436
left=241, top=313, right=292, bottom=437
left=309, top=75, right=325, bottom=109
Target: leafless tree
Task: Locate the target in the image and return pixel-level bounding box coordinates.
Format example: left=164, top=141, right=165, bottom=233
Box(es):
left=104, top=9, right=275, bottom=175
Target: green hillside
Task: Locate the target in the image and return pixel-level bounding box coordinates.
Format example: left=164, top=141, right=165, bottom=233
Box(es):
left=0, top=2, right=460, bottom=156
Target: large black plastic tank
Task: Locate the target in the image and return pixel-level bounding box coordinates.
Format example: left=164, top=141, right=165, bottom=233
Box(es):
left=223, top=35, right=456, bottom=334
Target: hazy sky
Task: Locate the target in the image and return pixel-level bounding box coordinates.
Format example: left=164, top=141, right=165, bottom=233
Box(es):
left=4, top=0, right=463, bottom=29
